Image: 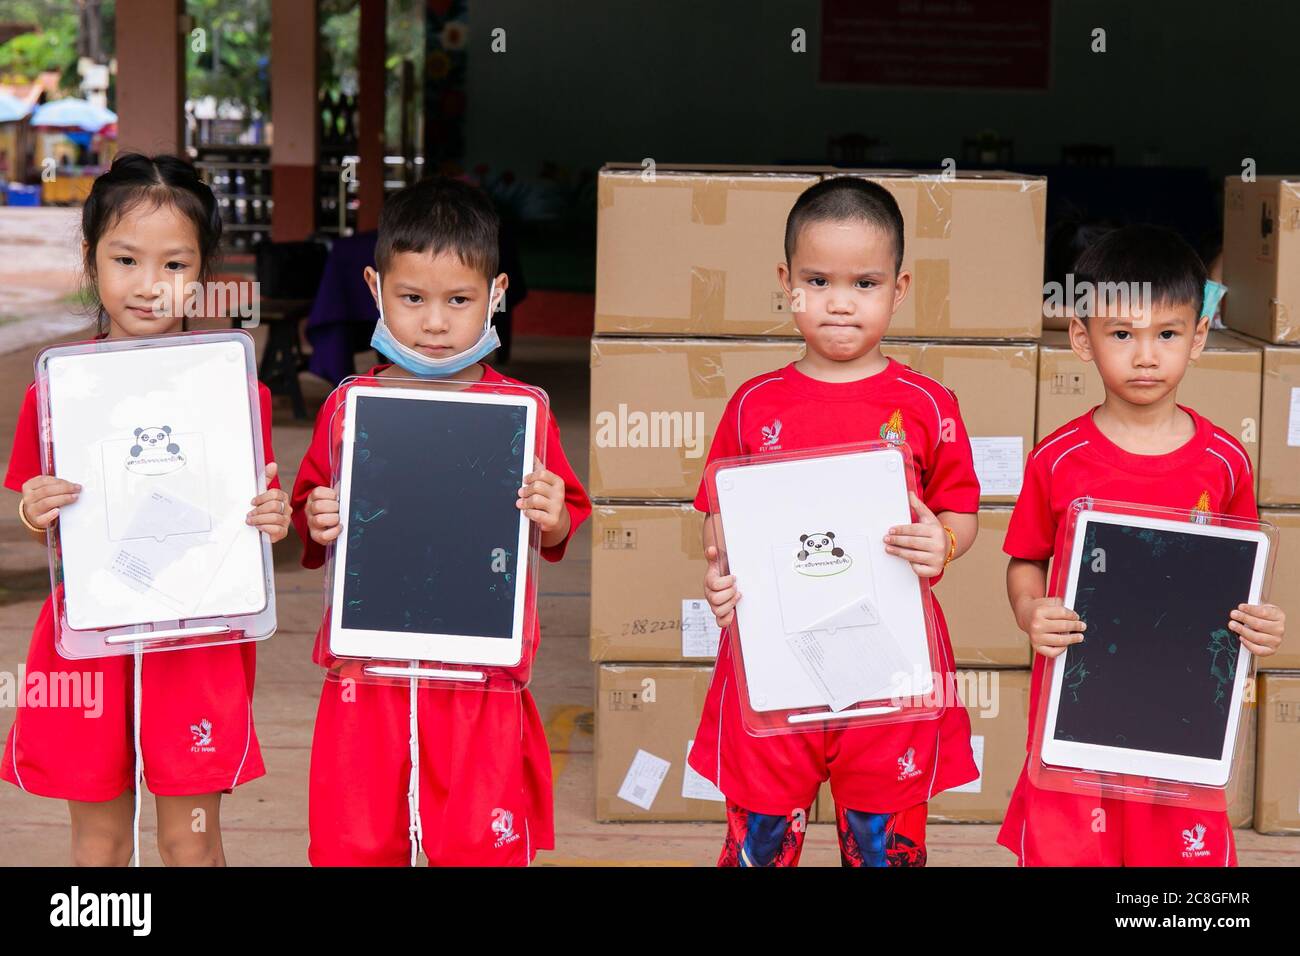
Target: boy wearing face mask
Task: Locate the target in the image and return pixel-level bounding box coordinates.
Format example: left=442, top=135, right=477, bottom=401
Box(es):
left=290, top=177, right=591, bottom=866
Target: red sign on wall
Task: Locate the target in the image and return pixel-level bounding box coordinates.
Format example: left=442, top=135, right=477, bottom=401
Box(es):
left=820, top=0, right=1052, bottom=90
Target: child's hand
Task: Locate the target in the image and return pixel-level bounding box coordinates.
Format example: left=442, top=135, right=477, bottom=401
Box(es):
left=517, top=458, right=567, bottom=533
left=884, top=492, right=948, bottom=578
left=1021, top=596, right=1086, bottom=659
left=1230, top=603, right=1284, bottom=657
left=704, top=544, right=739, bottom=629
left=247, top=462, right=291, bottom=543
left=305, top=484, right=341, bottom=546
left=20, top=475, right=81, bottom=530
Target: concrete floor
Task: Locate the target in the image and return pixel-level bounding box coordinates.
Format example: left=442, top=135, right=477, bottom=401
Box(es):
left=0, top=330, right=1296, bottom=867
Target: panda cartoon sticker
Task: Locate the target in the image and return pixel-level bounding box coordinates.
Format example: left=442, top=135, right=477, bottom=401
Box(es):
left=793, top=531, right=853, bottom=577
left=125, top=424, right=187, bottom=476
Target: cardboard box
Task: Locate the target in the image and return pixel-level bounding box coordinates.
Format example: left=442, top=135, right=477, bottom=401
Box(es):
left=814, top=669, right=1031, bottom=824
left=1229, top=702, right=1257, bottom=830
left=1259, top=509, right=1300, bottom=670
left=589, top=336, right=804, bottom=499
left=1254, top=339, right=1300, bottom=505
left=939, top=508, right=1031, bottom=667
left=831, top=170, right=1045, bottom=339
left=882, top=340, right=1037, bottom=503
left=596, top=164, right=1045, bottom=339
left=1254, top=673, right=1300, bottom=834
left=590, top=336, right=1033, bottom=501
left=595, top=664, right=727, bottom=822
left=595, top=165, right=820, bottom=336
left=1036, top=330, right=1262, bottom=476
left=1223, top=176, right=1300, bottom=344
left=590, top=502, right=716, bottom=662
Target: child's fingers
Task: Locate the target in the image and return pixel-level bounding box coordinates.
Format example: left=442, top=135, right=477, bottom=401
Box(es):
left=888, top=545, right=941, bottom=564
left=1233, top=605, right=1282, bottom=628
left=1040, top=604, right=1081, bottom=621
left=308, top=496, right=340, bottom=515
left=249, top=491, right=287, bottom=509
left=31, top=490, right=81, bottom=512
left=1040, top=616, right=1086, bottom=634
left=706, top=572, right=736, bottom=591
left=707, top=588, right=737, bottom=609
left=516, top=493, right=553, bottom=512
left=1239, top=633, right=1278, bottom=656
left=247, top=512, right=289, bottom=529
left=264, top=461, right=279, bottom=482
left=314, top=524, right=342, bottom=544
left=309, top=486, right=339, bottom=502
left=886, top=523, right=934, bottom=540
left=248, top=498, right=287, bottom=517
left=521, top=508, right=554, bottom=525
left=27, top=476, right=80, bottom=495
left=1231, top=621, right=1281, bottom=648
left=1230, top=610, right=1282, bottom=636
left=1034, top=644, right=1068, bottom=659
left=1034, top=630, right=1085, bottom=646
left=312, top=512, right=340, bottom=529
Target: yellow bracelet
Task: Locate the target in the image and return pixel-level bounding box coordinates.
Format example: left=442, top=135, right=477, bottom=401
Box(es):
left=18, top=497, right=45, bottom=533
left=942, top=525, right=957, bottom=567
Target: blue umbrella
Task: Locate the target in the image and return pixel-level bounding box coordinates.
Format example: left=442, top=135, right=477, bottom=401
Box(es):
left=30, top=97, right=116, bottom=132
left=0, top=92, right=30, bottom=123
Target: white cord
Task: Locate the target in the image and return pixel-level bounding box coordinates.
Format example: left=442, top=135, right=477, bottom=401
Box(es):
left=406, top=671, right=422, bottom=867
left=132, top=645, right=142, bottom=867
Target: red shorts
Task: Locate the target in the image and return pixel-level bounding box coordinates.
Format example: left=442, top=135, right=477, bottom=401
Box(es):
left=997, top=761, right=1237, bottom=867
left=308, top=676, right=554, bottom=867
left=687, top=621, right=978, bottom=816
left=720, top=799, right=928, bottom=867
left=1, top=597, right=265, bottom=801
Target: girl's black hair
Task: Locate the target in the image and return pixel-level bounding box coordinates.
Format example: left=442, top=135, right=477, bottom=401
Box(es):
left=81, top=152, right=223, bottom=334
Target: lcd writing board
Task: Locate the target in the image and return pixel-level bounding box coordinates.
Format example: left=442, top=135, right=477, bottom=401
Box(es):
left=1043, top=510, right=1268, bottom=786
left=328, top=386, right=536, bottom=667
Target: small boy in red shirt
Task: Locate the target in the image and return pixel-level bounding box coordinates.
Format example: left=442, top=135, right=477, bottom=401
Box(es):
left=691, top=178, right=982, bottom=866
left=291, top=177, right=590, bottom=866
left=1001, top=225, right=1286, bottom=866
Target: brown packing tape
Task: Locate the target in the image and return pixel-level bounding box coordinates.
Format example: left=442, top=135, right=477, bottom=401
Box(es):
left=1026, top=178, right=1047, bottom=246
left=690, top=267, right=726, bottom=330
left=913, top=259, right=951, bottom=334
left=687, top=345, right=730, bottom=400
left=690, top=176, right=731, bottom=226
left=917, top=180, right=953, bottom=240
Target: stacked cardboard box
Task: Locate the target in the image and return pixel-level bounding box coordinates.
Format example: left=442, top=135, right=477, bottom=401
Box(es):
left=590, top=163, right=1046, bottom=822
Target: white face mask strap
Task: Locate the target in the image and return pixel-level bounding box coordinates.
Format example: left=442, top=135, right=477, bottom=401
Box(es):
left=484, top=279, right=497, bottom=332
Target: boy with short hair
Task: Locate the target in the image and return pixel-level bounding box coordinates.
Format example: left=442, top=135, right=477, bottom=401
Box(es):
left=1000, top=224, right=1286, bottom=866
left=692, top=177, right=981, bottom=867
left=290, top=177, right=591, bottom=866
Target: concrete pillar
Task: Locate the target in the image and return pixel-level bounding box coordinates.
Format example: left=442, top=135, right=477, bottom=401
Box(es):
left=356, top=0, right=386, bottom=232
left=115, top=0, right=184, bottom=156
left=270, top=0, right=318, bottom=242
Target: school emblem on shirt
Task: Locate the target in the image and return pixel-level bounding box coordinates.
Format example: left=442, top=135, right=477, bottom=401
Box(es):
left=491, top=807, right=521, bottom=848
left=1190, top=491, right=1212, bottom=525
left=879, top=409, right=906, bottom=445
left=760, top=419, right=783, bottom=450
left=896, top=746, right=921, bottom=781
left=1180, top=822, right=1210, bottom=858
left=189, top=718, right=215, bottom=753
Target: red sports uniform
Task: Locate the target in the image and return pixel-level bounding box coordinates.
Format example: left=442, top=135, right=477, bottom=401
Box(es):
left=999, top=406, right=1256, bottom=866
left=291, top=364, right=590, bottom=867
left=688, top=359, right=981, bottom=843
left=1, top=381, right=277, bottom=800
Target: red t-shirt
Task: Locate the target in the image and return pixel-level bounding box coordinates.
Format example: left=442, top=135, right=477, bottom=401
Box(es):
left=1004, top=404, right=1259, bottom=741
left=289, top=364, right=591, bottom=667
left=694, top=358, right=980, bottom=519
left=5, top=381, right=280, bottom=497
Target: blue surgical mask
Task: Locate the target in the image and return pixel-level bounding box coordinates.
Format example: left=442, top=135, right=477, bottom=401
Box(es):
left=369, top=273, right=501, bottom=377
left=1202, top=279, right=1226, bottom=321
